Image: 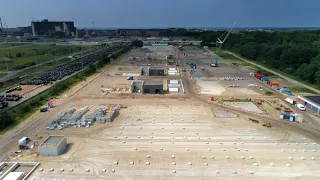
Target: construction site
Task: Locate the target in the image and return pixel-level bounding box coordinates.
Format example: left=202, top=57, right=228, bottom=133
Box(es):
left=0, top=42, right=320, bottom=179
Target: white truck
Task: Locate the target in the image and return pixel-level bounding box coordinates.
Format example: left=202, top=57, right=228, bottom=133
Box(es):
left=285, top=97, right=296, bottom=105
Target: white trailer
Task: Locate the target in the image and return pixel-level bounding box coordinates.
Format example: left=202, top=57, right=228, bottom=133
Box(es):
left=285, top=97, right=296, bottom=105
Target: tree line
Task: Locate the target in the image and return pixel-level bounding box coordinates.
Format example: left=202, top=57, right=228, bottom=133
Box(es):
left=171, top=29, right=320, bottom=87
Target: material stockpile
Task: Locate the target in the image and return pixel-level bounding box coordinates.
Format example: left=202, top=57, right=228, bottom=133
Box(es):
left=45, top=107, right=76, bottom=130
left=68, top=106, right=90, bottom=126
left=82, top=107, right=107, bottom=124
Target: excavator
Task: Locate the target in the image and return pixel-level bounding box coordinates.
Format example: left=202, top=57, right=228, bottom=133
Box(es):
left=263, top=122, right=271, bottom=128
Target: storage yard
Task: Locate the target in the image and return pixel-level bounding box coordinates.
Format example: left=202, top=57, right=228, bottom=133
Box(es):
left=1, top=45, right=320, bottom=179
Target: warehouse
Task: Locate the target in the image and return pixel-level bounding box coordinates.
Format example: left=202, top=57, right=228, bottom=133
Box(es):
left=143, top=81, right=164, bottom=94
left=38, top=136, right=67, bottom=156
left=297, top=96, right=320, bottom=114
left=149, top=67, right=164, bottom=76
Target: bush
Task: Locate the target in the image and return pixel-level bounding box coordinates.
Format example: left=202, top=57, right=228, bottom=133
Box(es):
left=131, top=40, right=143, bottom=48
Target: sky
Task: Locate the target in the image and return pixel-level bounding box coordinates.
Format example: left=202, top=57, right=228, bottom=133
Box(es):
left=0, top=0, right=319, bottom=28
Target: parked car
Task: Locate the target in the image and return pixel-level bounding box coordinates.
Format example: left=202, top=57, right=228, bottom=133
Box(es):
left=296, top=103, right=306, bottom=111
left=40, top=107, right=48, bottom=112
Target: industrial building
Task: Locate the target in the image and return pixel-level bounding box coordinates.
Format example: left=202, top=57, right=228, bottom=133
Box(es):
left=31, top=19, right=76, bottom=37
left=38, top=136, right=67, bottom=156
left=143, top=81, right=163, bottom=94
left=297, top=96, right=320, bottom=114
left=0, top=27, right=32, bottom=37
left=131, top=80, right=164, bottom=94
left=148, top=67, right=164, bottom=76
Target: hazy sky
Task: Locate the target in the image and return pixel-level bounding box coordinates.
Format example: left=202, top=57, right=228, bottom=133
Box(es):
left=0, top=0, right=319, bottom=28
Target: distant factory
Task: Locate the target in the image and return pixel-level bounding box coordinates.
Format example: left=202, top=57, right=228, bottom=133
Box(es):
left=31, top=19, right=76, bottom=37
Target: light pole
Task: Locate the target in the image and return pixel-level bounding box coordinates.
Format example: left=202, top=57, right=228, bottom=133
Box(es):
left=5, top=59, right=9, bottom=78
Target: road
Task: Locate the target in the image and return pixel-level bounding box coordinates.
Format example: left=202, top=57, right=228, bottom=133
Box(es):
left=226, top=51, right=320, bottom=94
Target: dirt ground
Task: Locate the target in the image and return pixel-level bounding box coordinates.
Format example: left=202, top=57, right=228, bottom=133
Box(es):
left=1, top=46, right=320, bottom=180
left=26, top=103, right=320, bottom=180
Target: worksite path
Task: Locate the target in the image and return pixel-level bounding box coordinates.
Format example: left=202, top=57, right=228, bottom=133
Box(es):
left=226, top=51, right=320, bottom=94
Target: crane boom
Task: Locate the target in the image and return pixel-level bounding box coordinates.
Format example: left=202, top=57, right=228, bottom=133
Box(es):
left=217, top=21, right=238, bottom=51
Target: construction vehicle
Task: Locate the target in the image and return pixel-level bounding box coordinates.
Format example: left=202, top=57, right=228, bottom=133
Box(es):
left=263, top=122, right=271, bottom=128
left=210, top=57, right=219, bottom=67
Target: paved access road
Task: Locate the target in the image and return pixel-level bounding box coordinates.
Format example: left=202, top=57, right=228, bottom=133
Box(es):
left=226, top=51, right=320, bottom=94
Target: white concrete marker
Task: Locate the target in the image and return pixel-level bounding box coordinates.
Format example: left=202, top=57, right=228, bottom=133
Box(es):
left=172, top=162, right=176, bottom=165
left=250, top=171, right=254, bottom=174
left=282, top=149, right=285, bottom=152
left=241, top=156, right=245, bottom=159
left=152, top=122, right=155, bottom=124
left=137, top=136, right=140, bottom=138
left=197, top=137, right=200, bottom=139
left=269, top=163, right=274, bottom=166
left=313, top=143, right=317, bottom=145
left=150, top=136, right=153, bottom=138
left=233, top=142, right=236, bottom=144
left=114, top=136, right=117, bottom=138
left=186, top=148, right=189, bottom=151
left=122, top=141, right=126, bottom=143
left=301, top=157, right=305, bottom=160
left=134, top=148, right=137, bottom=150
left=111, top=169, right=115, bottom=172
left=160, top=148, right=163, bottom=150
left=304, top=143, right=308, bottom=145
left=86, top=169, right=90, bottom=172
left=216, top=170, right=220, bottom=174
left=149, top=141, right=152, bottom=143
left=125, top=136, right=128, bottom=138
left=288, top=157, right=293, bottom=160
left=245, top=149, right=248, bottom=151
left=232, top=170, right=237, bottom=174
left=151, top=132, right=154, bottom=134
left=312, top=157, right=315, bottom=160
left=237, top=137, right=241, bottom=139
left=69, top=169, right=73, bottom=172
left=206, top=142, right=209, bottom=144
left=250, top=137, right=254, bottom=139
left=172, top=170, right=176, bottom=173
left=286, top=163, right=291, bottom=167
left=220, top=142, right=223, bottom=144
left=184, top=136, right=187, bottom=139
left=249, top=156, right=253, bottom=159
left=39, top=168, right=44, bottom=171
left=226, top=156, right=229, bottom=159
left=313, top=149, right=316, bottom=152
left=241, top=142, right=244, bottom=144
left=303, top=149, right=306, bottom=152
left=50, top=168, right=54, bottom=171
left=60, top=168, right=64, bottom=172
left=171, top=122, right=173, bottom=124
left=172, top=155, right=175, bottom=158
left=171, top=132, right=174, bottom=134
left=237, top=149, right=240, bottom=151
left=147, top=155, right=151, bottom=158
left=196, top=132, right=199, bottom=134
left=146, top=162, right=150, bottom=165
left=114, top=161, right=118, bottom=165
left=188, top=162, right=192, bottom=165
left=264, top=137, right=267, bottom=139
left=102, top=169, right=106, bottom=172
left=287, top=142, right=290, bottom=145
left=204, top=163, right=208, bottom=166
left=208, top=148, right=212, bottom=151
left=211, top=156, right=214, bottom=159
left=222, top=149, right=226, bottom=151
left=130, top=162, right=134, bottom=165
left=253, top=163, right=258, bottom=166
left=296, top=143, right=299, bottom=145
left=182, top=127, right=185, bottom=129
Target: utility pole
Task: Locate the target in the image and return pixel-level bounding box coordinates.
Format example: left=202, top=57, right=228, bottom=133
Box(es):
left=5, top=59, right=9, bottom=78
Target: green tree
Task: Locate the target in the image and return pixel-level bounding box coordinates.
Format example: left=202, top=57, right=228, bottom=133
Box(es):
left=130, top=40, right=143, bottom=48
